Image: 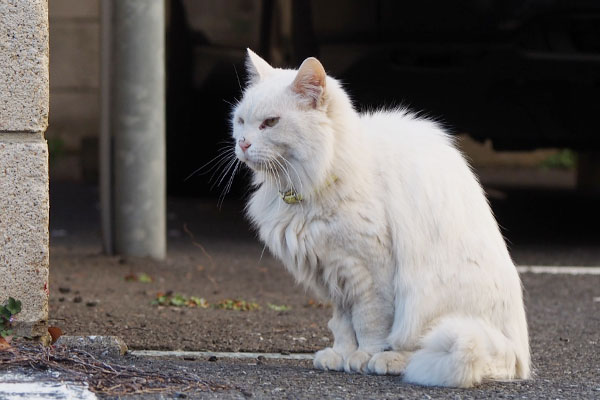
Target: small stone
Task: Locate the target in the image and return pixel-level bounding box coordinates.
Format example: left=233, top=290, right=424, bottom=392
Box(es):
left=280, top=351, right=290, bottom=355
left=56, top=335, right=128, bottom=357
left=58, top=287, right=70, bottom=294
left=208, top=356, right=218, bottom=362
left=73, top=296, right=82, bottom=303
left=85, top=301, right=97, bottom=307
left=58, top=297, right=65, bottom=302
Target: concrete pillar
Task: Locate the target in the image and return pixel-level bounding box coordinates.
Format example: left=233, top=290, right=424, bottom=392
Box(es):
left=110, top=0, right=166, bottom=259
left=0, top=0, right=50, bottom=339
left=100, top=0, right=113, bottom=255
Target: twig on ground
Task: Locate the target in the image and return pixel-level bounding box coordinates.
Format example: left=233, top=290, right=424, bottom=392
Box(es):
left=183, top=223, right=216, bottom=270
left=0, top=340, right=230, bottom=396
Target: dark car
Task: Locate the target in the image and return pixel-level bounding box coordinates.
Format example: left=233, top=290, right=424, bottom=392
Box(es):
left=167, top=0, right=600, bottom=194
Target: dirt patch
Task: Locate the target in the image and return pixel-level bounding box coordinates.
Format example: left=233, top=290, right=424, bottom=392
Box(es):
left=46, top=182, right=600, bottom=357
left=48, top=243, right=332, bottom=353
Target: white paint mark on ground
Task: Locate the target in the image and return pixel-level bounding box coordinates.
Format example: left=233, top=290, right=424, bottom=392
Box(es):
left=130, top=350, right=314, bottom=360
left=0, top=372, right=97, bottom=400
left=517, top=265, right=600, bottom=275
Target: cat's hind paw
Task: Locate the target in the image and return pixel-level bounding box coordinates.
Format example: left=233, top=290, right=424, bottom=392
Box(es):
left=344, top=350, right=371, bottom=374
left=367, top=351, right=411, bottom=375
left=314, top=348, right=344, bottom=371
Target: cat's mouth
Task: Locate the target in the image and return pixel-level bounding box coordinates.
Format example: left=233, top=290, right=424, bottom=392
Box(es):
left=239, top=156, right=286, bottom=180
left=237, top=154, right=262, bottom=171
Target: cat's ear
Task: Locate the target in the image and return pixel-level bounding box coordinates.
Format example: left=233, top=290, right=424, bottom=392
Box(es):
left=246, top=48, right=274, bottom=85
left=291, top=57, right=326, bottom=108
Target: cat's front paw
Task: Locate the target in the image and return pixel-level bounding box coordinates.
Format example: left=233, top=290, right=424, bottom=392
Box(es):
left=344, top=350, right=371, bottom=374
left=314, top=347, right=344, bottom=371
left=367, top=351, right=410, bottom=375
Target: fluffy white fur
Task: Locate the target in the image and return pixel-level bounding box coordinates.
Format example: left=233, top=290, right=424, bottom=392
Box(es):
left=231, top=49, right=531, bottom=388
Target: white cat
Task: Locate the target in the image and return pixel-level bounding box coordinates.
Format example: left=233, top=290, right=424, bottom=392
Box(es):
left=231, top=49, right=530, bottom=387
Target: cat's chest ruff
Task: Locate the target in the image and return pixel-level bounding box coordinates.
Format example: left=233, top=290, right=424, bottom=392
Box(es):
left=258, top=203, right=315, bottom=259
left=250, top=194, right=329, bottom=271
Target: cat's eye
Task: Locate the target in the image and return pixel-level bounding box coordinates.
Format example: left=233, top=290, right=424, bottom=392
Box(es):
left=260, top=117, right=280, bottom=129
left=237, top=117, right=244, bottom=125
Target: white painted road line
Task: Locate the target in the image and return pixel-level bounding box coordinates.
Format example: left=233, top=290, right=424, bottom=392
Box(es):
left=0, top=372, right=97, bottom=400
left=517, top=265, right=600, bottom=275
left=130, top=350, right=314, bottom=360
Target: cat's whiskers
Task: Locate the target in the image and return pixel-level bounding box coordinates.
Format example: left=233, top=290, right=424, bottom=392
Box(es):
left=222, top=99, right=236, bottom=108
left=268, top=153, right=306, bottom=215
left=264, top=160, right=280, bottom=211
left=209, top=153, right=234, bottom=189
left=268, top=158, right=284, bottom=214
left=218, top=159, right=240, bottom=208
left=270, top=156, right=300, bottom=213
left=186, top=144, right=241, bottom=208
left=257, top=160, right=270, bottom=205
left=214, top=155, right=238, bottom=194
left=209, top=152, right=238, bottom=188
left=269, top=156, right=291, bottom=191
left=232, top=64, right=243, bottom=93
left=262, top=150, right=294, bottom=192
left=185, top=145, right=235, bottom=181
left=275, top=152, right=305, bottom=199
left=258, top=241, right=268, bottom=264
left=263, top=156, right=277, bottom=187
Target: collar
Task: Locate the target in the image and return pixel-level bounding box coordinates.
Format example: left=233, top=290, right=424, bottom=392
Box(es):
left=279, top=175, right=339, bottom=204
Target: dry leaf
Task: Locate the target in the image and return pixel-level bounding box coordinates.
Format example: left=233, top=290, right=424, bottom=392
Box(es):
left=0, top=336, right=11, bottom=351
left=48, top=326, right=63, bottom=344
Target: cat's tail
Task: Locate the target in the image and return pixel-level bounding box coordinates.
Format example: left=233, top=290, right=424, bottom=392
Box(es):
left=403, top=316, right=530, bottom=388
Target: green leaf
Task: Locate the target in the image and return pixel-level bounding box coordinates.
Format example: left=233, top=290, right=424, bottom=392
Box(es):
left=137, top=273, right=153, bottom=283
left=540, top=149, right=577, bottom=170
left=170, top=294, right=187, bottom=307
left=6, top=298, right=22, bottom=315
left=0, top=306, right=10, bottom=319
left=152, top=295, right=169, bottom=306
left=267, top=303, right=291, bottom=312
left=189, top=296, right=210, bottom=308
left=216, top=299, right=259, bottom=311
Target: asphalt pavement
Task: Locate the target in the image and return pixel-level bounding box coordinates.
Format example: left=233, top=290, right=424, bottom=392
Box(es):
left=97, top=271, right=600, bottom=399
left=2, top=178, right=599, bottom=399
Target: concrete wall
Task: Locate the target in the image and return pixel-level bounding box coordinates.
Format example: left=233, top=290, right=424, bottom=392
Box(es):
left=48, top=0, right=99, bottom=181
left=47, top=0, right=261, bottom=183
left=0, top=0, right=50, bottom=338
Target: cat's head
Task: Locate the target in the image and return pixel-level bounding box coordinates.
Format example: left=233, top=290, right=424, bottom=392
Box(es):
left=231, top=49, right=338, bottom=193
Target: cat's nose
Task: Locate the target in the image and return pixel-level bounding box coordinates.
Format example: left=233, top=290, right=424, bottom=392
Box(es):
left=238, top=138, right=251, bottom=152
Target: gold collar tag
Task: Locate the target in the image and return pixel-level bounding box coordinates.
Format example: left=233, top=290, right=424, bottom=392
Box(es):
left=279, top=175, right=338, bottom=205
left=280, top=190, right=303, bottom=204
